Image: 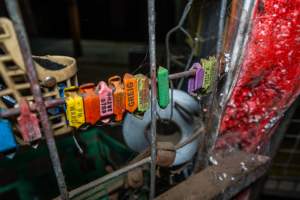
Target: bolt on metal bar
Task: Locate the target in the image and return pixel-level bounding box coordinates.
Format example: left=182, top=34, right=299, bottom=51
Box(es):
left=147, top=0, right=157, bottom=198
left=4, top=0, right=69, bottom=199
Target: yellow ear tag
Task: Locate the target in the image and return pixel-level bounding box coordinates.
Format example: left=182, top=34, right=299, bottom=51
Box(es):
left=135, top=74, right=150, bottom=112
left=64, top=86, right=85, bottom=128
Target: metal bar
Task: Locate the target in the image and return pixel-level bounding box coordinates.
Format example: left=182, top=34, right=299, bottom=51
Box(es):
left=175, top=121, right=204, bottom=150
left=169, top=69, right=195, bottom=80
left=0, top=69, right=195, bottom=118
left=147, top=0, right=157, bottom=198
left=0, top=98, right=65, bottom=118
left=216, top=0, right=228, bottom=59
left=67, top=157, right=151, bottom=199
left=4, top=1, right=69, bottom=199
left=193, top=0, right=229, bottom=172
left=67, top=0, right=82, bottom=57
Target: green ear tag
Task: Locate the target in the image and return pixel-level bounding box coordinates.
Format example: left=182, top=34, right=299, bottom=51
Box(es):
left=157, top=66, right=170, bottom=108
left=201, top=56, right=216, bottom=93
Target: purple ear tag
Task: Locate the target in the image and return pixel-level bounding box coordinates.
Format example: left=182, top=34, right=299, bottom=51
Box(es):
left=188, top=63, right=204, bottom=94
left=187, top=76, right=195, bottom=93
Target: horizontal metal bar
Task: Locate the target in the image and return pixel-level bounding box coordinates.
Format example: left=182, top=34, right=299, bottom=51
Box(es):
left=67, top=156, right=151, bottom=199
left=168, top=69, right=195, bottom=80
left=0, top=69, right=196, bottom=119
left=175, top=121, right=205, bottom=150
left=0, top=98, right=65, bottom=118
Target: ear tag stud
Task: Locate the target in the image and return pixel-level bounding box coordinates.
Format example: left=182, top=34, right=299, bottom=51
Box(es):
left=123, top=73, right=138, bottom=113
left=135, top=74, right=150, bottom=112
left=17, top=99, right=42, bottom=143
left=80, top=83, right=100, bottom=125
left=64, top=86, right=85, bottom=128
left=157, top=66, right=170, bottom=109
left=108, top=76, right=125, bottom=121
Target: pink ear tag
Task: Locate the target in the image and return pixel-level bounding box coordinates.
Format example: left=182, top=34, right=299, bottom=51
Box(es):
left=17, top=98, right=42, bottom=143
left=97, top=81, right=114, bottom=122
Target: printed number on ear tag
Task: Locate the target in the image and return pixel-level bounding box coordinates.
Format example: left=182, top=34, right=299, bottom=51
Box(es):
left=0, top=118, right=17, bottom=152
left=135, top=74, right=150, bottom=112
left=17, top=98, right=42, bottom=143
left=157, top=66, right=170, bottom=109
left=97, top=81, right=113, bottom=121
left=108, top=76, right=125, bottom=121
left=80, top=83, right=100, bottom=125
left=64, top=86, right=85, bottom=128
left=123, top=73, right=138, bottom=113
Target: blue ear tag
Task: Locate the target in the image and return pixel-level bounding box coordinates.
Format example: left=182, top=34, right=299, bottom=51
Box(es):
left=0, top=118, right=17, bottom=153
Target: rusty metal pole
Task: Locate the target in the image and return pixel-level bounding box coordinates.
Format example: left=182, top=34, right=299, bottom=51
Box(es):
left=147, top=0, right=157, bottom=199
left=194, top=0, right=228, bottom=172
left=5, top=0, right=69, bottom=199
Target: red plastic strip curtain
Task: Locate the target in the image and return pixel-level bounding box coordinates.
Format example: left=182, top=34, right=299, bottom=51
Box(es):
left=217, top=0, right=300, bottom=152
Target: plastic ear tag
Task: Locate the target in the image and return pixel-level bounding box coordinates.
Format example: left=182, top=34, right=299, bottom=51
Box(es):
left=58, top=83, right=66, bottom=112
left=123, top=73, right=138, bottom=112
left=64, top=86, right=85, bottom=128
left=201, top=56, right=216, bottom=93
left=157, top=66, right=170, bottom=109
left=135, top=74, right=150, bottom=112
left=108, top=76, right=125, bottom=121
left=0, top=118, right=17, bottom=152
left=97, top=81, right=113, bottom=121
left=17, top=99, right=42, bottom=143
left=80, top=83, right=100, bottom=125
left=188, top=63, right=204, bottom=94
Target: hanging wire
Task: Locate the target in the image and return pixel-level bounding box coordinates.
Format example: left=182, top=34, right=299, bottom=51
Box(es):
left=131, top=50, right=149, bottom=75
left=165, top=0, right=195, bottom=89
left=72, top=133, right=84, bottom=154
left=169, top=80, right=174, bottom=121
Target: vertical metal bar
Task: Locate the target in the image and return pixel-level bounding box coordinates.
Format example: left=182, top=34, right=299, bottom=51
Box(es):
left=216, top=0, right=227, bottom=59
left=67, top=0, right=82, bottom=57
left=5, top=1, right=69, bottom=199
left=194, top=0, right=228, bottom=172
left=147, top=0, right=157, bottom=199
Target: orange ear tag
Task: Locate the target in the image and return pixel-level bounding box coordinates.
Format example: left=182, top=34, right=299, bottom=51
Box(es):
left=64, top=86, right=85, bottom=128
left=123, top=73, right=138, bottom=113
left=79, top=83, right=100, bottom=125
left=108, top=76, right=125, bottom=121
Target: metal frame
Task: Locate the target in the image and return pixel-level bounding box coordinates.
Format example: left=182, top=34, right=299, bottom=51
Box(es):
left=5, top=0, right=69, bottom=199
left=2, top=0, right=271, bottom=200
left=2, top=1, right=197, bottom=199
